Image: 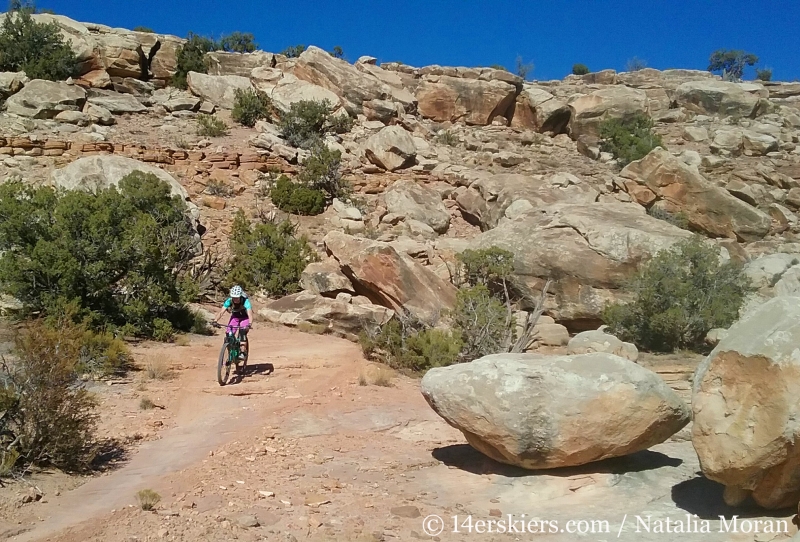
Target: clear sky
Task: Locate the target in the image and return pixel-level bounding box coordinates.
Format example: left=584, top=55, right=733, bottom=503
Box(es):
left=38, top=0, right=800, bottom=82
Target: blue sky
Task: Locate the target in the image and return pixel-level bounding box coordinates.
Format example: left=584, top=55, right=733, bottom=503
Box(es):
left=39, top=0, right=800, bottom=82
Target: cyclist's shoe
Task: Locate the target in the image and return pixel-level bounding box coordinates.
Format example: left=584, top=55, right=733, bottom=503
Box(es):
left=238, top=353, right=247, bottom=360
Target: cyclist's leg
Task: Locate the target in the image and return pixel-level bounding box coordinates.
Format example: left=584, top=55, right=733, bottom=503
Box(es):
left=240, top=318, right=250, bottom=357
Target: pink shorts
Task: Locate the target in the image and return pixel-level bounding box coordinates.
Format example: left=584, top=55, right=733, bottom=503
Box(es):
left=227, top=316, right=250, bottom=335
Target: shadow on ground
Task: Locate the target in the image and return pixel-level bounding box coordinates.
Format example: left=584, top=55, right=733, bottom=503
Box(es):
left=432, top=444, right=682, bottom=478
left=229, top=362, right=274, bottom=385
left=672, top=475, right=795, bottom=519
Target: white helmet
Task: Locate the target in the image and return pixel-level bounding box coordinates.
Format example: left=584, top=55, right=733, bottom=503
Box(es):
left=229, top=285, right=243, bottom=298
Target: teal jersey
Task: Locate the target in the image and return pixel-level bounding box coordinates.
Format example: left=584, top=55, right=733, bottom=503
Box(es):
left=223, top=296, right=251, bottom=316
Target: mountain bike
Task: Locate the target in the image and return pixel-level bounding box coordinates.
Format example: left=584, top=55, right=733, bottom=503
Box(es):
left=211, top=323, right=249, bottom=386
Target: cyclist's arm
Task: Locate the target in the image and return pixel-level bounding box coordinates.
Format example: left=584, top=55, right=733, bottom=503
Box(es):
left=214, top=299, right=231, bottom=322
left=245, top=299, right=253, bottom=327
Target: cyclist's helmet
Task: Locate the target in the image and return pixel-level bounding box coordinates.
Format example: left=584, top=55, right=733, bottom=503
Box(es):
left=229, top=285, right=243, bottom=298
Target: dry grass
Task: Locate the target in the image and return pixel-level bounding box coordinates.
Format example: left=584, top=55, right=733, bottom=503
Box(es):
left=135, top=489, right=161, bottom=511
left=139, top=397, right=156, bottom=410
left=175, top=335, right=190, bottom=347
left=359, top=365, right=395, bottom=387
left=143, top=357, right=172, bottom=381
left=358, top=373, right=367, bottom=386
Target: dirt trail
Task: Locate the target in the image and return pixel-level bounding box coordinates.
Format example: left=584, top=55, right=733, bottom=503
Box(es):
left=9, top=326, right=363, bottom=542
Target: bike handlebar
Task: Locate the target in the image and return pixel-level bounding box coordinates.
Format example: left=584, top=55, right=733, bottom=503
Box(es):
left=211, top=322, right=251, bottom=329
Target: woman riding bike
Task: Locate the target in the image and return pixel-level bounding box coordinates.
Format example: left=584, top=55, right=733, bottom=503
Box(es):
left=213, top=286, right=252, bottom=360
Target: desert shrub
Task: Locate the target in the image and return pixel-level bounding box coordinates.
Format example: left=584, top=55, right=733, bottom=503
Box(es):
left=572, top=63, right=589, bottom=75
left=77, top=327, right=129, bottom=376
left=225, top=210, right=317, bottom=296
left=516, top=55, right=534, bottom=80
left=196, top=114, right=228, bottom=137
left=144, top=357, right=171, bottom=380
left=708, top=49, right=758, bottom=81
left=298, top=144, right=348, bottom=201
left=219, top=31, right=257, bottom=53
left=0, top=172, right=200, bottom=339
left=451, top=284, right=514, bottom=361
left=359, top=316, right=462, bottom=372
left=756, top=68, right=772, bottom=82
left=139, top=397, right=156, bottom=410
left=278, top=99, right=350, bottom=149
left=602, top=237, right=752, bottom=352
left=626, top=57, right=648, bottom=72
left=330, top=46, right=344, bottom=59
left=0, top=320, right=99, bottom=473
left=152, top=318, right=174, bottom=342
left=281, top=44, right=305, bottom=58
left=269, top=175, right=326, bottom=216
left=133, top=26, right=154, bottom=33
left=599, top=112, right=663, bottom=167
left=436, top=130, right=459, bottom=147
left=173, top=32, right=216, bottom=89
left=136, top=489, right=161, bottom=511
left=647, top=206, right=690, bottom=230
left=0, top=8, right=78, bottom=80
left=204, top=179, right=233, bottom=197
left=232, top=88, right=272, bottom=127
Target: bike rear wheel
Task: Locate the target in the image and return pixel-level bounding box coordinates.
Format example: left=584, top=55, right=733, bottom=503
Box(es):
left=217, top=341, right=232, bottom=386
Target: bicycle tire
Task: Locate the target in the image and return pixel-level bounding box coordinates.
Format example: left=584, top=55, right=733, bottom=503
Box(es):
left=217, top=341, right=232, bottom=386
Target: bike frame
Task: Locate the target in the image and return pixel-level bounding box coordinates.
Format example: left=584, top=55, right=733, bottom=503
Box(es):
left=223, top=325, right=248, bottom=366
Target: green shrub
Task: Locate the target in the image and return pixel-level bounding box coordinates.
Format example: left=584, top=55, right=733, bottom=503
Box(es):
left=572, top=63, right=589, bottom=75
left=133, top=26, right=155, bottom=33
left=281, top=44, right=306, bottom=58
left=231, top=88, right=272, bottom=127
left=602, top=237, right=753, bottom=352
left=136, top=489, right=161, bottom=511
left=708, top=49, right=758, bottom=81
left=279, top=99, right=341, bottom=149
left=0, top=320, right=99, bottom=473
left=756, top=68, right=772, bottom=82
left=204, top=179, right=232, bottom=197
left=359, top=317, right=462, bottom=372
left=298, top=144, right=348, bottom=201
left=599, top=112, right=663, bottom=167
left=269, top=175, right=326, bottom=216
left=0, top=172, right=200, bottom=339
left=0, top=8, right=78, bottom=80
left=647, top=206, right=690, bottom=230
left=219, top=31, right=257, bottom=53
left=330, top=46, right=344, bottom=59
left=436, top=130, right=459, bottom=147
left=451, top=285, right=514, bottom=361
left=225, top=210, right=317, bottom=296
left=173, top=32, right=216, bottom=89
left=328, top=113, right=354, bottom=134
left=152, top=318, right=175, bottom=342
left=196, top=114, right=228, bottom=137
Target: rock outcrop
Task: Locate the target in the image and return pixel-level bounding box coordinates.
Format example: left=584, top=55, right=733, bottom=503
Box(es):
left=692, top=296, right=800, bottom=508
left=187, top=72, right=253, bottom=109
left=363, top=126, right=417, bottom=172
left=568, top=87, right=649, bottom=138
left=567, top=328, right=639, bottom=362
left=384, top=179, right=450, bottom=233
left=422, top=352, right=690, bottom=469
left=5, top=80, right=86, bottom=119
left=415, top=76, right=517, bottom=125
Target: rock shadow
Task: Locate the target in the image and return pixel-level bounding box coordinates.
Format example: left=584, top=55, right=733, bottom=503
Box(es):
left=432, top=444, right=681, bottom=478
left=672, top=475, right=795, bottom=520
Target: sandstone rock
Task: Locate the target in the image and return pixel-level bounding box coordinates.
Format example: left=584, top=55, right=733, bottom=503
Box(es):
left=86, top=90, right=147, bottom=114
left=292, top=46, right=390, bottom=113
left=514, top=87, right=571, bottom=134
left=0, top=71, right=28, bottom=99
left=85, top=103, right=114, bottom=125
left=710, top=129, right=744, bottom=155
left=743, top=253, right=800, bottom=290
left=621, top=148, right=771, bottom=241
left=742, top=130, right=779, bottom=155
left=187, top=72, right=253, bottom=109
left=301, top=258, right=355, bottom=296
left=493, top=151, right=525, bottom=167
left=5, top=80, right=86, bottom=118
left=384, top=180, right=449, bottom=233
left=55, top=110, right=90, bottom=125
left=206, top=51, right=275, bottom=77
left=474, top=202, right=693, bottom=325
left=567, top=328, right=639, bottom=362
left=259, top=291, right=394, bottom=341
left=332, top=198, right=362, bottom=221
left=532, top=323, right=570, bottom=347
left=705, top=328, right=728, bottom=346
left=252, top=68, right=342, bottom=113
left=164, top=94, right=201, bottom=113
left=362, top=99, right=400, bottom=123
left=674, top=80, right=763, bottom=118
left=568, top=87, right=649, bottom=139
left=416, top=76, right=517, bottom=125
left=692, top=296, right=800, bottom=508
left=363, top=125, right=416, bottom=171
left=422, top=352, right=690, bottom=469
left=683, top=126, right=709, bottom=142
left=324, top=231, right=457, bottom=323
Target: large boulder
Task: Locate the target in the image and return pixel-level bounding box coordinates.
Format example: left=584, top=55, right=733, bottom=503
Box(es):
left=206, top=51, right=275, bottom=77
left=86, top=90, right=147, bottom=114
left=620, top=148, right=771, bottom=241
left=363, top=125, right=417, bottom=172
left=692, top=296, right=800, bottom=508
left=474, top=202, right=694, bottom=326
left=567, top=328, right=639, bottom=362
left=251, top=69, right=342, bottom=113
left=186, top=72, right=253, bottom=109
left=4, top=80, right=85, bottom=118
left=415, top=76, right=517, bottom=125
left=567, top=87, right=649, bottom=139
left=384, top=179, right=450, bottom=234
left=674, top=80, right=765, bottom=118
left=324, top=231, right=457, bottom=323
left=422, top=352, right=690, bottom=469
left=259, top=292, right=394, bottom=341
left=467, top=172, right=599, bottom=230
left=292, top=46, right=391, bottom=113
left=300, top=258, right=355, bottom=296
left=511, top=86, right=571, bottom=134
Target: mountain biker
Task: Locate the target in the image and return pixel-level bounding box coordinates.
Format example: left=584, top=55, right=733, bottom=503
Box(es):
left=213, top=286, right=252, bottom=360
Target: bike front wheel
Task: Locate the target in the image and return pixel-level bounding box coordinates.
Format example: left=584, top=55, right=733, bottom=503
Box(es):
left=217, top=342, right=232, bottom=386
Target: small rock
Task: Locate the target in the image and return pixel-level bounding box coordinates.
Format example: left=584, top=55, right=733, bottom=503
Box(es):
left=489, top=508, right=502, bottom=517
left=237, top=514, right=260, bottom=528
left=157, top=528, right=169, bottom=539
left=259, top=491, right=275, bottom=498
left=390, top=505, right=421, bottom=518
